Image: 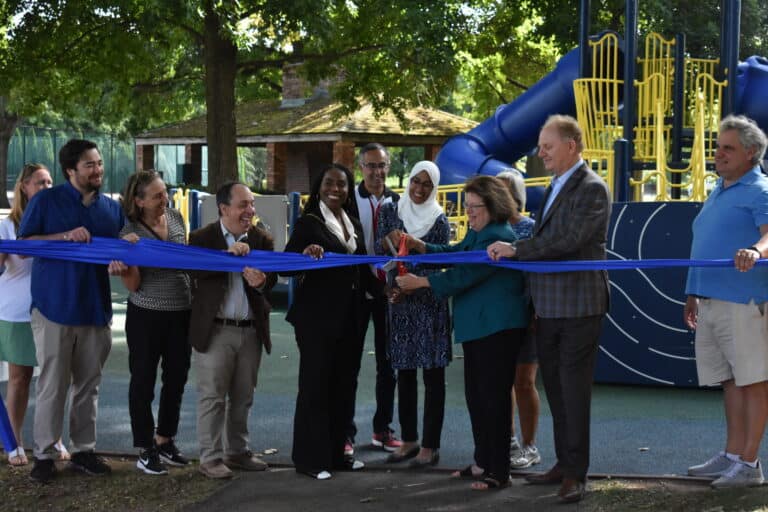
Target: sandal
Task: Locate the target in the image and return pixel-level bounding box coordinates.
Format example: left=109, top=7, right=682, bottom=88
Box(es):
left=7, top=446, right=28, bottom=467
left=54, top=440, right=71, bottom=461
left=471, top=475, right=510, bottom=491
left=451, top=464, right=484, bottom=479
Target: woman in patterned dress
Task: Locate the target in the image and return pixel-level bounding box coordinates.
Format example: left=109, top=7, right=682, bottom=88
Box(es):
left=376, top=161, right=451, bottom=468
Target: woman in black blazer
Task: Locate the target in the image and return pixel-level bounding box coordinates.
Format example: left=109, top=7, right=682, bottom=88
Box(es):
left=284, top=163, right=372, bottom=480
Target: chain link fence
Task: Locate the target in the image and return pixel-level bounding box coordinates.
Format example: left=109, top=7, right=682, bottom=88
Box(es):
left=6, top=125, right=135, bottom=196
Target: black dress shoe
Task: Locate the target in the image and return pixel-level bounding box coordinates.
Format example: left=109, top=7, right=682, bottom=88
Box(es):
left=408, top=450, right=440, bottom=468
left=386, top=444, right=420, bottom=463
left=558, top=478, right=586, bottom=503
left=525, top=465, right=563, bottom=485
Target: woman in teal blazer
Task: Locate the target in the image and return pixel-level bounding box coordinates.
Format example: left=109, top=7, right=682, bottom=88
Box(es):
left=397, top=176, right=528, bottom=490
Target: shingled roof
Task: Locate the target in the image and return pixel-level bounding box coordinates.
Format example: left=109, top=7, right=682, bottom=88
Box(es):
left=135, top=97, right=477, bottom=145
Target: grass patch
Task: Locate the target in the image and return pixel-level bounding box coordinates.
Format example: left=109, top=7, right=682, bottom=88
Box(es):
left=0, top=455, right=226, bottom=512
left=587, top=478, right=768, bottom=512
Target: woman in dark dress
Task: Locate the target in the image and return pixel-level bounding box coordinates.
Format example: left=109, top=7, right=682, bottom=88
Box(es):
left=376, top=161, right=451, bottom=467
left=284, top=163, right=372, bottom=480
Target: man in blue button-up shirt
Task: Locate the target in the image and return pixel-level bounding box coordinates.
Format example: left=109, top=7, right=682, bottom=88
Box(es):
left=18, top=139, right=126, bottom=483
left=685, top=115, right=768, bottom=488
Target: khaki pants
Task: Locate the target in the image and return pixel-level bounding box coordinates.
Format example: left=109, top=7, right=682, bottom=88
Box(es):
left=31, top=309, right=112, bottom=459
left=194, top=324, right=262, bottom=464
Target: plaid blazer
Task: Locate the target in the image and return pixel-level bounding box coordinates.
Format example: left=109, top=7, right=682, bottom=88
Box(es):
left=515, top=163, right=611, bottom=318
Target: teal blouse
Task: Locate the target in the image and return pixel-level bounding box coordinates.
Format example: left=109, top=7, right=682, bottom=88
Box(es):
left=426, top=222, right=528, bottom=343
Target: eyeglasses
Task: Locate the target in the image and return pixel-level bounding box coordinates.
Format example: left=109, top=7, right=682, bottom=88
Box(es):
left=410, top=177, right=434, bottom=189
left=463, top=203, right=487, bottom=211
left=363, top=162, right=389, bottom=170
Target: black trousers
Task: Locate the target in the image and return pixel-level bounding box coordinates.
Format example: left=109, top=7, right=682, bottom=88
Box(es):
left=462, top=329, right=522, bottom=481
left=292, top=321, right=365, bottom=473
left=536, top=315, right=604, bottom=481
left=397, top=367, right=445, bottom=449
left=125, top=302, right=191, bottom=449
left=346, top=295, right=396, bottom=440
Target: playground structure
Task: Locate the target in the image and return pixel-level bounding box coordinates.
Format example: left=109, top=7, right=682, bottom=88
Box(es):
left=427, top=0, right=768, bottom=387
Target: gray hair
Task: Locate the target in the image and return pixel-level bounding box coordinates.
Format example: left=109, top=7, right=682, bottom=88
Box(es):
left=357, top=142, right=390, bottom=165
left=496, top=169, right=526, bottom=212
left=720, top=114, right=768, bottom=165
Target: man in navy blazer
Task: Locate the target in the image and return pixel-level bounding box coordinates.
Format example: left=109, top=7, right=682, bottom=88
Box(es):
left=489, top=115, right=611, bottom=503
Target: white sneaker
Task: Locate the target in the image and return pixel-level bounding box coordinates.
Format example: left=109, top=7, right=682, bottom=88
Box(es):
left=711, top=461, right=764, bottom=488
left=510, top=436, right=522, bottom=458
left=688, top=453, right=733, bottom=478
left=510, top=445, right=541, bottom=470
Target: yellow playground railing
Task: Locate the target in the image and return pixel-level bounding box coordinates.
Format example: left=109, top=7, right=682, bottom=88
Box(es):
left=634, top=72, right=672, bottom=163
left=590, top=31, right=622, bottom=81
left=171, top=187, right=191, bottom=237
left=637, top=32, right=675, bottom=116
left=629, top=93, right=717, bottom=201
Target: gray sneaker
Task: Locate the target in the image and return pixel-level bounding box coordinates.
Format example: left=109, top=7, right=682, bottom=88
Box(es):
left=510, top=436, right=522, bottom=459
left=711, top=461, right=764, bottom=488
left=510, top=445, right=542, bottom=470
left=687, top=453, right=733, bottom=478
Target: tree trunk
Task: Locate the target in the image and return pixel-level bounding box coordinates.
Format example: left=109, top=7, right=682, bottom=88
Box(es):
left=0, top=107, right=21, bottom=209
left=203, top=6, right=238, bottom=192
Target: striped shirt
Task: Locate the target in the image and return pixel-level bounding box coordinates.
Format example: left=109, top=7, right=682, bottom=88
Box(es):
left=120, top=209, right=191, bottom=311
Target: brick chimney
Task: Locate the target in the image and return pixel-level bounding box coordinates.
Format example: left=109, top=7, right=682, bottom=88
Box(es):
left=281, top=63, right=307, bottom=108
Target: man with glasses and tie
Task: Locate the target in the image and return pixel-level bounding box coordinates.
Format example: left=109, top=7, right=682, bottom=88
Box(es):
left=488, top=115, right=611, bottom=503
left=346, top=143, right=403, bottom=456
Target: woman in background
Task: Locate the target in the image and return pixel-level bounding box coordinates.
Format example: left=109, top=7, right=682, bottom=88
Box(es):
left=376, top=161, right=451, bottom=468
left=0, top=164, right=67, bottom=466
left=496, top=169, right=541, bottom=471
left=119, top=170, right=192, bottom=475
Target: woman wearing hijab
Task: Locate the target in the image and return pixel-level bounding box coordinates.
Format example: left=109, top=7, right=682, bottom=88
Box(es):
left=283, top=163, right=371, bottom=480
left=376, top=161, right=451, bottom=468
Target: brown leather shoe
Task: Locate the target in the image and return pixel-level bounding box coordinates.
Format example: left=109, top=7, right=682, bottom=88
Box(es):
left=224, top=451, right=268, bottom=471
left=558, top=478, right=586, bottom=503
left=525, top=465, right=563, bottom=485
left=199, top=459, right=233, bottom=479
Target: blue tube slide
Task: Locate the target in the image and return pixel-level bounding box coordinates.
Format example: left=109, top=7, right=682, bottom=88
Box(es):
left=735, top=56, right=768, bottom=134
left=436, top=47, right=581, bottom=187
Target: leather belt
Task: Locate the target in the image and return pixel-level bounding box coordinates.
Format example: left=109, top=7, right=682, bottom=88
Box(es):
left=214, top=318, right=256, bottom=328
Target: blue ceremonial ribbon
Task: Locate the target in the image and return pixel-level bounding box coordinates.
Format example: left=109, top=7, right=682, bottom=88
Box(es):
left=0, top=394, right=17, bottom=453
left=0, top=237, right=761, bottom=273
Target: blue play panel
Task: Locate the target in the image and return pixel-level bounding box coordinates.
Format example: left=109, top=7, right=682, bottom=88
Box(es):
left=596, top=201, right=702, bottom=387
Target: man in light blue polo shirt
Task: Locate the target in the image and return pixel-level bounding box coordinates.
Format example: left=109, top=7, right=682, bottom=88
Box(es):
left=18, top=139, right=126, bottom=483
left=684, top=115, right=768, bottom=488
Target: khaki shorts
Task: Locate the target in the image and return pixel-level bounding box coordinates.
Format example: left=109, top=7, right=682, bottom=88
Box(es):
left=695, top=298, right=768, bottom=387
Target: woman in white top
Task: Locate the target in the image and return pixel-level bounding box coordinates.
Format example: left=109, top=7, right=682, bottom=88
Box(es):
left=0, top=164, right=59, bottom=466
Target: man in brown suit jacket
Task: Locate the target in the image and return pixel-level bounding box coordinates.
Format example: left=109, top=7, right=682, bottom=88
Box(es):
left=188, top=182, right=277, bottom=479
left=489, top=115, right=611, bottom=503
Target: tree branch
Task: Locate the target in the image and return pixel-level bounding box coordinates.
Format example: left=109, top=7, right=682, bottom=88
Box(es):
left=236, top=44, right=386, bottom=75
left=505, top=77, right=529, bottom=92
left=132, top=73, right=202, bottom=93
